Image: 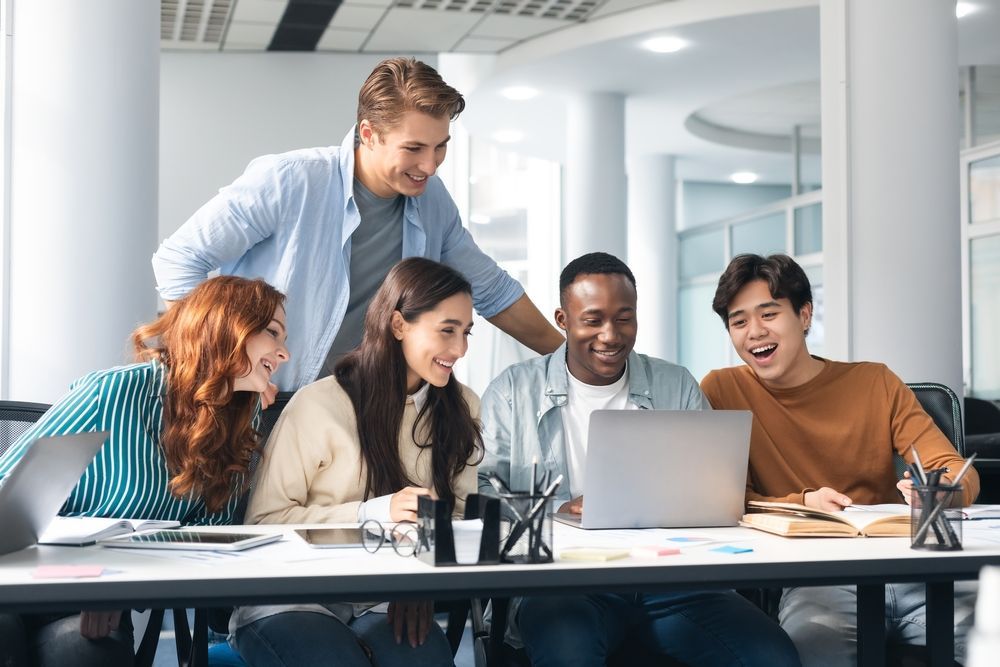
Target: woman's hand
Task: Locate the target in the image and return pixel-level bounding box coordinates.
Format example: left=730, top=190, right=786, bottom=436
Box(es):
left=558, top=495, right=584, bottom=515
left=389, top=486, right=436, bottom=522
left=387, top=599, right=434, bottom=647
left=79, top=610, right=122, bottom=639
left=260, top=382, right=279, bottom=410
left=897, top=471, right=916, bottom=505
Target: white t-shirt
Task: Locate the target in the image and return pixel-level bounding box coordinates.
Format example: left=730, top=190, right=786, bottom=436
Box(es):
left=561, top=367, right=635, bottom=499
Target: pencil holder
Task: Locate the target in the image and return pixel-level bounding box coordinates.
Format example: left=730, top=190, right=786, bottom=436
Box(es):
left=499, top=492, right=553, bottom=564
left=416, top=493, right=500, bottom=566
left=911, top=484, right=963, bottom=551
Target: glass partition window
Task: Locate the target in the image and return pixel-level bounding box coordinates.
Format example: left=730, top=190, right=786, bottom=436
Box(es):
left=679, top=283, right=729, bottom=383
left=794, top=203, right=823, bottom=255
left=970, top=154, right=1000, bottom=226
left=971, top=235, right=1000, bottom=398
left=731, top=212, right=785, bottom=257
left=679, top=229, right=725, bottom=280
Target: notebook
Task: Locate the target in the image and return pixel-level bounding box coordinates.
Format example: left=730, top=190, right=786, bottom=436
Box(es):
left=40, top=516, right=181, bottom=546
left=741, top=501, right=910, bottom=537
left=552, top=410, right=751, bottom=529
left=0, top=431, right=109, bottom=556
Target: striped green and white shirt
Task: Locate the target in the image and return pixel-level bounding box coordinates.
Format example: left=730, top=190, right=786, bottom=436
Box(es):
left=0, top=360, right=247, bottom=525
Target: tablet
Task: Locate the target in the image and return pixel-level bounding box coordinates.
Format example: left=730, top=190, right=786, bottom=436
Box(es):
left=99, top=530, right=281, bottom=551
left=295, top=527, right=366, bottom=548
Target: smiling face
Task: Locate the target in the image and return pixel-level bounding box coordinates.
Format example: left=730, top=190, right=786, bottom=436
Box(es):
left=556, top=273, right=637, bottom=386
left=725, top=279, right=820, bottom=389
left=392, top=292, right=473, bottom=393
left=354, top=111, right=450, bottom=198
left=233, top=306, right=290, bottom=393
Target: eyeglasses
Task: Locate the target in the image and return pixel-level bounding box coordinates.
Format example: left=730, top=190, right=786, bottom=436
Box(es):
left=360, top=519, right=426, bottom=557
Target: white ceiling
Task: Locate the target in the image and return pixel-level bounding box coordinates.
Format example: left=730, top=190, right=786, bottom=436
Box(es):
left=161, top=0, right=1000, bottom=184
left=160, top=0, right=667, bottom=53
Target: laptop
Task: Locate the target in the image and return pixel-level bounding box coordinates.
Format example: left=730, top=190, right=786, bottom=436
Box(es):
left=0, top=431, right=109, bottom=556
left=552, top=410, right=751, bottom=529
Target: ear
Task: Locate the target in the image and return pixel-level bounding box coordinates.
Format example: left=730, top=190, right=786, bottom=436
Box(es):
left=390, top=311, right=407, bottom=341
left=358, top=119, right=376, bottom=149
left=798, top=301, right=813, bottom=335
left=554, top=308, right=568, bottom=332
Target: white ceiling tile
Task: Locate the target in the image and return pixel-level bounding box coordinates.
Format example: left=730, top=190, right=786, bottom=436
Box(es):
left=316, top=27, right=370, bottom=52
left=223, top=21, right=275, bottom=48
left=330, top=5, right=387, bottom=30
left=589, top=0, right=662, bottom=20
left=454, top=36, right=515, bottom=53
left=363, top=8, right=481, bottom=52
left=469, top=14, right=569, bottom=40
left=230, top=0, right=289, bottom=24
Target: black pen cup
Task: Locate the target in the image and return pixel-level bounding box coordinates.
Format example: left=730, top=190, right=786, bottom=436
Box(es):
left=911, top=484, right=963, bottom=551
left=499, top=493, right=553, bottom=564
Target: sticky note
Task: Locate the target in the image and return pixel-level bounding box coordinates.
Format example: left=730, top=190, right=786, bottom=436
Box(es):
left=33, top=565, right=105, bottom=579
left=711, top=545, right=753, bottom=554
left=559, top=548, right=630, bottom=562
left=631, top=545, right=681, bottom=558
left=667, top=537, right=712, bottom=543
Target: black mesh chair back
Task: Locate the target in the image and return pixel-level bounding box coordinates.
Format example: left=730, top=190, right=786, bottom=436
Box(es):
left=0, top=401, right=51, bottom=458
left=907, top=382, right=965, bottom=454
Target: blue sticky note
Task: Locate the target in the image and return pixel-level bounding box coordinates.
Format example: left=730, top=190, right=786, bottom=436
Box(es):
left=667, top=537, right=712, bottom=543
left=711, top=545, right=753, bottom=554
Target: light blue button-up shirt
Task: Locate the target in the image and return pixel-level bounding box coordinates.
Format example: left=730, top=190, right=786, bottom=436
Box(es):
left=153, top=127, right=524, bottom=391
left=478, top=343, right=709, bottom=504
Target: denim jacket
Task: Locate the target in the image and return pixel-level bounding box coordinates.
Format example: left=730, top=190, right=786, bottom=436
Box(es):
left=478, top=343, right=709, bottom=504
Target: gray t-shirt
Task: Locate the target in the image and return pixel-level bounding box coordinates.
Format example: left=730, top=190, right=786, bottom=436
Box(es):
left=320, top=178, right=404, bottom=376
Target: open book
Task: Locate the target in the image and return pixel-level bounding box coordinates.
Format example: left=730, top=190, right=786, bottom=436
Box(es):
left=741, top=501, right=910, bottom=537
left=39, top=516, right=181, bottom=546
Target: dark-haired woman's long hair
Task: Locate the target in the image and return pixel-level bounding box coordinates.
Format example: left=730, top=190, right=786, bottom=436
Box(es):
left=334, top=258, right=483, bottom=509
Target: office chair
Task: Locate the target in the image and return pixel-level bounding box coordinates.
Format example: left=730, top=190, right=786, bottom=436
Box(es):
left=0, top=401, right=50, bottom=458
left=963, top=396, right=1000, bottom=503
left=907, top=382, right=965, bottom=455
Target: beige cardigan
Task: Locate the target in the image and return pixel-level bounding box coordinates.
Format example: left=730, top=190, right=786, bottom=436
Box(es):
left=232, top=375, right=481, bottom=632
left=246, top=375, right=480, bottom=526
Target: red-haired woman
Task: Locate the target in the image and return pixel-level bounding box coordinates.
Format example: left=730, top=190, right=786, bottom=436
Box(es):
left=0, top=275, right=289, bottom=667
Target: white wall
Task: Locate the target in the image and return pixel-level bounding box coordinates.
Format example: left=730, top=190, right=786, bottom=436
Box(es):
left=159, top=52, right=427, bottom=241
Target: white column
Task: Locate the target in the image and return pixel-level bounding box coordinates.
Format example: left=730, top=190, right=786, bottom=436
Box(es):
left=564, top=93, right=627, bottom=263
left=821, top=0, right=961, bottom=396
left=7, top=0, right=159, bottom=402
left=628, top=154, right=677, bottom=361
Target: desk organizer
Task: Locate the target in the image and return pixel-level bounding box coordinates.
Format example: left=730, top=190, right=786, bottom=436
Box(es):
left=417, top=493, right=500, bottom=566
left=498, top=492, right=553, bottom=564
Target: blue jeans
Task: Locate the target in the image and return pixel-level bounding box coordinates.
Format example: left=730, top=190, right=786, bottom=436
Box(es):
left=518, top=591, right=801, bottom=667
left=234, top=611, right=454, bottom=667
left=1, top=611, right=136, bottom=667
left=779, top=583, right=978, bottom=667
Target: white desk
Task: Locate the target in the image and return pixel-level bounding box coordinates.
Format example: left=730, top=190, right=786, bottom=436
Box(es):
left=2, top=524, right=1000, bottom=667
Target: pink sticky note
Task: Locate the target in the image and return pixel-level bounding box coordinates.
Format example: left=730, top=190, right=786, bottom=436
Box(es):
left=631, top=545, right=681, bottom=558
left=33, top=565, right=105, bottom=579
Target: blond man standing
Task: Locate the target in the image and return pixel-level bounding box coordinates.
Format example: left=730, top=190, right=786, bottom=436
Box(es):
left=153, top=58, right=562, bottom=397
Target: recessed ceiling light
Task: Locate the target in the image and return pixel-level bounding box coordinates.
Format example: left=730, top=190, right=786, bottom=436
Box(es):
left=501, top=86, right=539, bottom=101
left=956, top=2, right=976, bottom=18
left=641, top=36, right=687, bottom=54
left=730, top=172, right=759, bottom=185
left=492, top=129, right=524, bottom=144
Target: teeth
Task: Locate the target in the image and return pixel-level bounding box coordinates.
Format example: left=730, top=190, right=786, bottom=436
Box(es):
left=408, top=174, right=427, bottom=182
left=593, top=349, right=620, bottom=357
left=751, top=344, right=776, bottom=355
left=262, top=360, right=272, bottom=372
left=434, top=359, right=453, bottom=368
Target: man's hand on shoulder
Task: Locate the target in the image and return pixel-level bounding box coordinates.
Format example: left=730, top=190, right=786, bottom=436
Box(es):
left=803, top=487, right=852, bottom=512
left=558, top=495, right=583, bottom=515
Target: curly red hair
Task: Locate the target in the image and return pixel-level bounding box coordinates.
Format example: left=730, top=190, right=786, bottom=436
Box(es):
left=132, top=276, right=285, bottom=512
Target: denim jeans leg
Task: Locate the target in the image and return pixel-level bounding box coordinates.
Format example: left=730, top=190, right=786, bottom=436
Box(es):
left=636, top=590, right=801, bottom=667
left=517, top=594, right=633, bottom=667
left=349, top=611, right=453, bottom=667
left=234, top=612, right=371, bottom=667
left=0, top=613, right=29, bottom=667
left=779, top=586, right=860, bottom=667
left=888, top=580, right=978, bottom=663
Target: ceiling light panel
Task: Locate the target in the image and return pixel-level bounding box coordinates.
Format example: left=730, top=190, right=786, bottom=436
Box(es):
left=392, top=0, right=602, bottom=21
left=162, top=0, right=235, bottom=47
